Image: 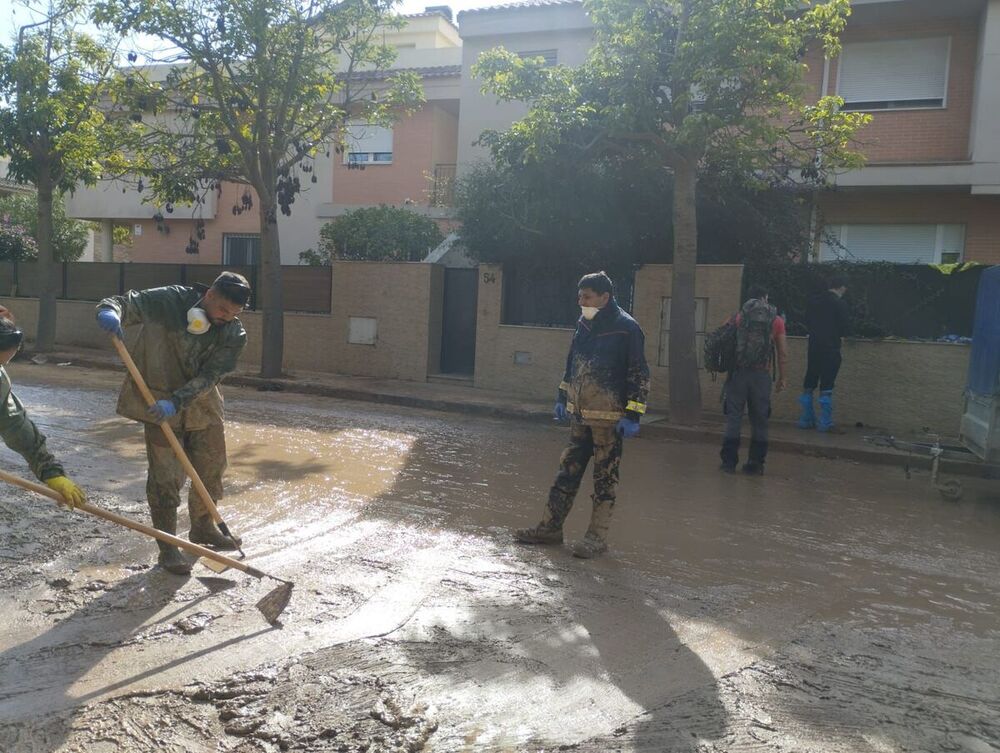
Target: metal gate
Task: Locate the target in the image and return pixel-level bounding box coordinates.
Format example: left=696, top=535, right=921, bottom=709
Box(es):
left=439, top=268, right=478, bottom=375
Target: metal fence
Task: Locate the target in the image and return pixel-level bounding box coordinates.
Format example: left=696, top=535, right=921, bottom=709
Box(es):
left=0, top=262, right=333, bottom=314
left=501, top=262, right=636, bottom=328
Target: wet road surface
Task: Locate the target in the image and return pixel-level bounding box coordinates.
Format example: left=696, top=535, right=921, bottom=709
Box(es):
left=0, top=363, right=998, bottom=752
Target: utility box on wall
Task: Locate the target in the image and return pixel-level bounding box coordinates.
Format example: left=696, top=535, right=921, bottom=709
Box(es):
left=348, top=316, right=378, bottom=345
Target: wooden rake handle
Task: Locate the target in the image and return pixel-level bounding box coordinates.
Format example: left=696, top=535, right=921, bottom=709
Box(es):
left=0, top=468, right=265, bottom=578
left=110, top=335, right=225, bottom=527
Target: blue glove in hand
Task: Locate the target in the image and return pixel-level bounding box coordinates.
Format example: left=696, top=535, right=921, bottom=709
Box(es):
left=148, top=399, right=177, bottom=421
left=553, top=402, right=568, bottom=421
left=616, top=418, right=640, bottom=438
left=96, top=309, right=123, bottom=338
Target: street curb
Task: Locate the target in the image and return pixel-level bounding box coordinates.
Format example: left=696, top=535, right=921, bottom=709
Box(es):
left=32, top=351, right=993, bottom=477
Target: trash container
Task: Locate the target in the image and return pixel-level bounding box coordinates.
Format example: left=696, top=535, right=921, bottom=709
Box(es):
left=961, top=266, right=1000, bottom=462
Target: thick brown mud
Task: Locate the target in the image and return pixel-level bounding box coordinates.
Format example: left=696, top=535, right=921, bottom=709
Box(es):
left=1, top=363, right=998, bottom=752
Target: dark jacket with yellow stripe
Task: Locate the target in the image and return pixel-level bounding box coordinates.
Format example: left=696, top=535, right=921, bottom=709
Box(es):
left=558, top=299, right=650, bottom=425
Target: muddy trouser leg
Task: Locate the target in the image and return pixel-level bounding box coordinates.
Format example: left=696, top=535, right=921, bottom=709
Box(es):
left=588, top=423, right=623, bottom=541
left=185, top=420, right=239, bottom=548
left=746, top=371, right=772, bottom=465
left=185, top=420, right=227, bottom=516
left=720, top=371, right=748, bottom=467
left=145, top=423, right=185, bottom=515
left=144, top=424, right=191, bottom=573
left=545, top=421, right=594, bottom=528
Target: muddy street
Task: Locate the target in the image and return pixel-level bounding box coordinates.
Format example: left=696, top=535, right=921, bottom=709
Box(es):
left=0, top=363, right=998, bottom=752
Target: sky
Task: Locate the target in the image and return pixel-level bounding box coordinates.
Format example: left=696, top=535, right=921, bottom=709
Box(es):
left=0, top=0, right=496, bottom=49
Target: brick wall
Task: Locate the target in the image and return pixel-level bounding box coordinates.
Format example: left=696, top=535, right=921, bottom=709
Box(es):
left=632, top=265, right=746, bottom=413
left=332, top=104, right=451, bottom=207
left=818, top=20, right=979, bottom=164
left=471, top=264, right=970, bottom=435
left=818, top=191, right=1000, bottom=264
left=1, top=260, right=443, bottom=382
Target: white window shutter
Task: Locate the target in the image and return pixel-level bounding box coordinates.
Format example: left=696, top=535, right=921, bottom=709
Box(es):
left=345, top=121, right=393, bottom=163
left=820, top=224, right=952, bottom=263
left=838, top=37, right=949, bottom=106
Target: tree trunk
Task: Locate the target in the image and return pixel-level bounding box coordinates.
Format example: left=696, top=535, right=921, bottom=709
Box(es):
left=667, top=156, right=702, bottom=425
left=34, top=170, right=59, bottom=353
left=258, top=198, right=284, bottom=378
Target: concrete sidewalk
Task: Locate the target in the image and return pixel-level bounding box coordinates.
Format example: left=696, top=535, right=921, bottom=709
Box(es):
left=25, top=344, right=988, bottom=474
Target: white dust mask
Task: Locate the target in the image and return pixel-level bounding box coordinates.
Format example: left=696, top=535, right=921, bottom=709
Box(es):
left=581, top=306, right=600, bottom=321
left=187, top=307, right=210, bottom=335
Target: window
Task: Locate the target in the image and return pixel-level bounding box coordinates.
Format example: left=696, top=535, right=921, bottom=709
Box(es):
left=837, top=37, right=950, bottom=111
left=659, top=297, right=708, bottom=368
left=344, top=121, right=393, bottom=165
left=518, top=49, right=557, bottom=66
left=820, top=224, right=965, bottom=264
left=223, top=233, right=260, bottom=265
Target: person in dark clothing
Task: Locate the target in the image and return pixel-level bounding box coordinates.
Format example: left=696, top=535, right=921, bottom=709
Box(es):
left=719, top=285, right=788, bottom=475
left=515, top=271, right=650, bottom=559
left=798, top=274, right=849, bottom=432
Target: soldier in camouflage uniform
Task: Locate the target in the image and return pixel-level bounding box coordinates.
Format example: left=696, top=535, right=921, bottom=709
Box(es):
left=96, top=273, right=250, bottom=575
left=0, top=308, right=87, bottom=509
left=516, top=272, right=650, bottom=559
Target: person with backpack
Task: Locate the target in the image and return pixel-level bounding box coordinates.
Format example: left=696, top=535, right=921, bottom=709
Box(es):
left=797, top=274, right=850, bottom=432
left=719, top=285, right=788, bottom=475
left=515, top=271, right=650, bottom=559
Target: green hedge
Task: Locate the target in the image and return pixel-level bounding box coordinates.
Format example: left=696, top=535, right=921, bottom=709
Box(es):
left=742, top=262, right=989, bottom=339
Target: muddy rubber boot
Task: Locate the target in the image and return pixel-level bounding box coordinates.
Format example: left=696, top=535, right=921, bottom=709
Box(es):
left=572, top=501, right=612, bottom=559
left=742, top=440, right=767, bottom=476
left=514, top=510, right=564, bottom=545
left=150, top=506, right=192, bottom=575
left=797, top=391, right=816, bottom=429
left=189, top=513, right=242, bottom=550
left=719, top=437, right=739, bottom=473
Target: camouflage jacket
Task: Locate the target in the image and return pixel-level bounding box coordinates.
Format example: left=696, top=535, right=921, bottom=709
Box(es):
left=0, top=367, right=65, bottom=481
left=559, top=299, right=650, bottom=425
left=97, top=285, right=248, bottom=431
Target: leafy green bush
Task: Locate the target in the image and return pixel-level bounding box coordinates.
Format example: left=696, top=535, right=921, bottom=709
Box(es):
left=301, top=205, right=444, bottom=264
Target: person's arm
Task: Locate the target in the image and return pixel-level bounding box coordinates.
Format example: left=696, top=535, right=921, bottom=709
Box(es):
left=0, top=378, right=65, bottom=482
left=836, top=297, right=851, bottom=339
left=624, top=325, right=650, bottom=421
left=773, top=317, right=788, bottom=392
left=169, top=329, right=248, bottom=411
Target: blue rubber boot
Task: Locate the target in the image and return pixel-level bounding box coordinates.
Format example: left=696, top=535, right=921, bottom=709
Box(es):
left=817, top=390, right=834, bottom=432
left=797, top=391, right=816, bottom=429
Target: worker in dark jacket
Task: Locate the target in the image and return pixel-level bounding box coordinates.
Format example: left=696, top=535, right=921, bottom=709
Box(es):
left=798, top=274, right=850, bottom=432
left=96, top=272, right=250, bottom=575
left=516, top=271, right=650, bottom=559
left=0, top=307, right=87, bottom=509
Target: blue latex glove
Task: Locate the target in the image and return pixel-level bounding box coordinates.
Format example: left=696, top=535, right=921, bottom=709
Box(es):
left=553, top=402, right=568, bottom=421
left=96, top=309, right=123, bottom=338
left=616, top=418, right=640, bottom=438
left=148, top=399, right=177, bottom=421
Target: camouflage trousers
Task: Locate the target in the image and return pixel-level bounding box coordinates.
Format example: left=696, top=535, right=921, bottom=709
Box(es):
left=546, top=420, right=623, bottom=527
left=143, top=421, right=227, bottom=516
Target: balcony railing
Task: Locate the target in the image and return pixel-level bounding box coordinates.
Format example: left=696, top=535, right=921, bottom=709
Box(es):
left=430, top=163, right=456, bottom=208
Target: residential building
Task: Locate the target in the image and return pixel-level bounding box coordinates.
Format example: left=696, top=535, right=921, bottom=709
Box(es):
left=812, top=0, right=1000, bottom=264
left=64, top=9, right=461, bottom=265
left=63, top=0, right=1000, bottom=266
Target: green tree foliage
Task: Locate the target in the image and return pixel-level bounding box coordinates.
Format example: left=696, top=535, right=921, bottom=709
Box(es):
left=95, top=0, right=423, bottom=377
left=0, top=0, right=126, bottom=350
left=301, top=205, right=444, bottom=264
left=0, top=192, right=90, bottom=261
left=473, top=0, right=870, bottom=424
left=456, top=159, right=814, bottom=269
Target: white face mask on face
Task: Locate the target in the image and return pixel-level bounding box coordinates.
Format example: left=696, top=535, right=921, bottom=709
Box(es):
left=187, top=307, right=210, bottom=335
left=580, top=306, right=600, bottom=320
